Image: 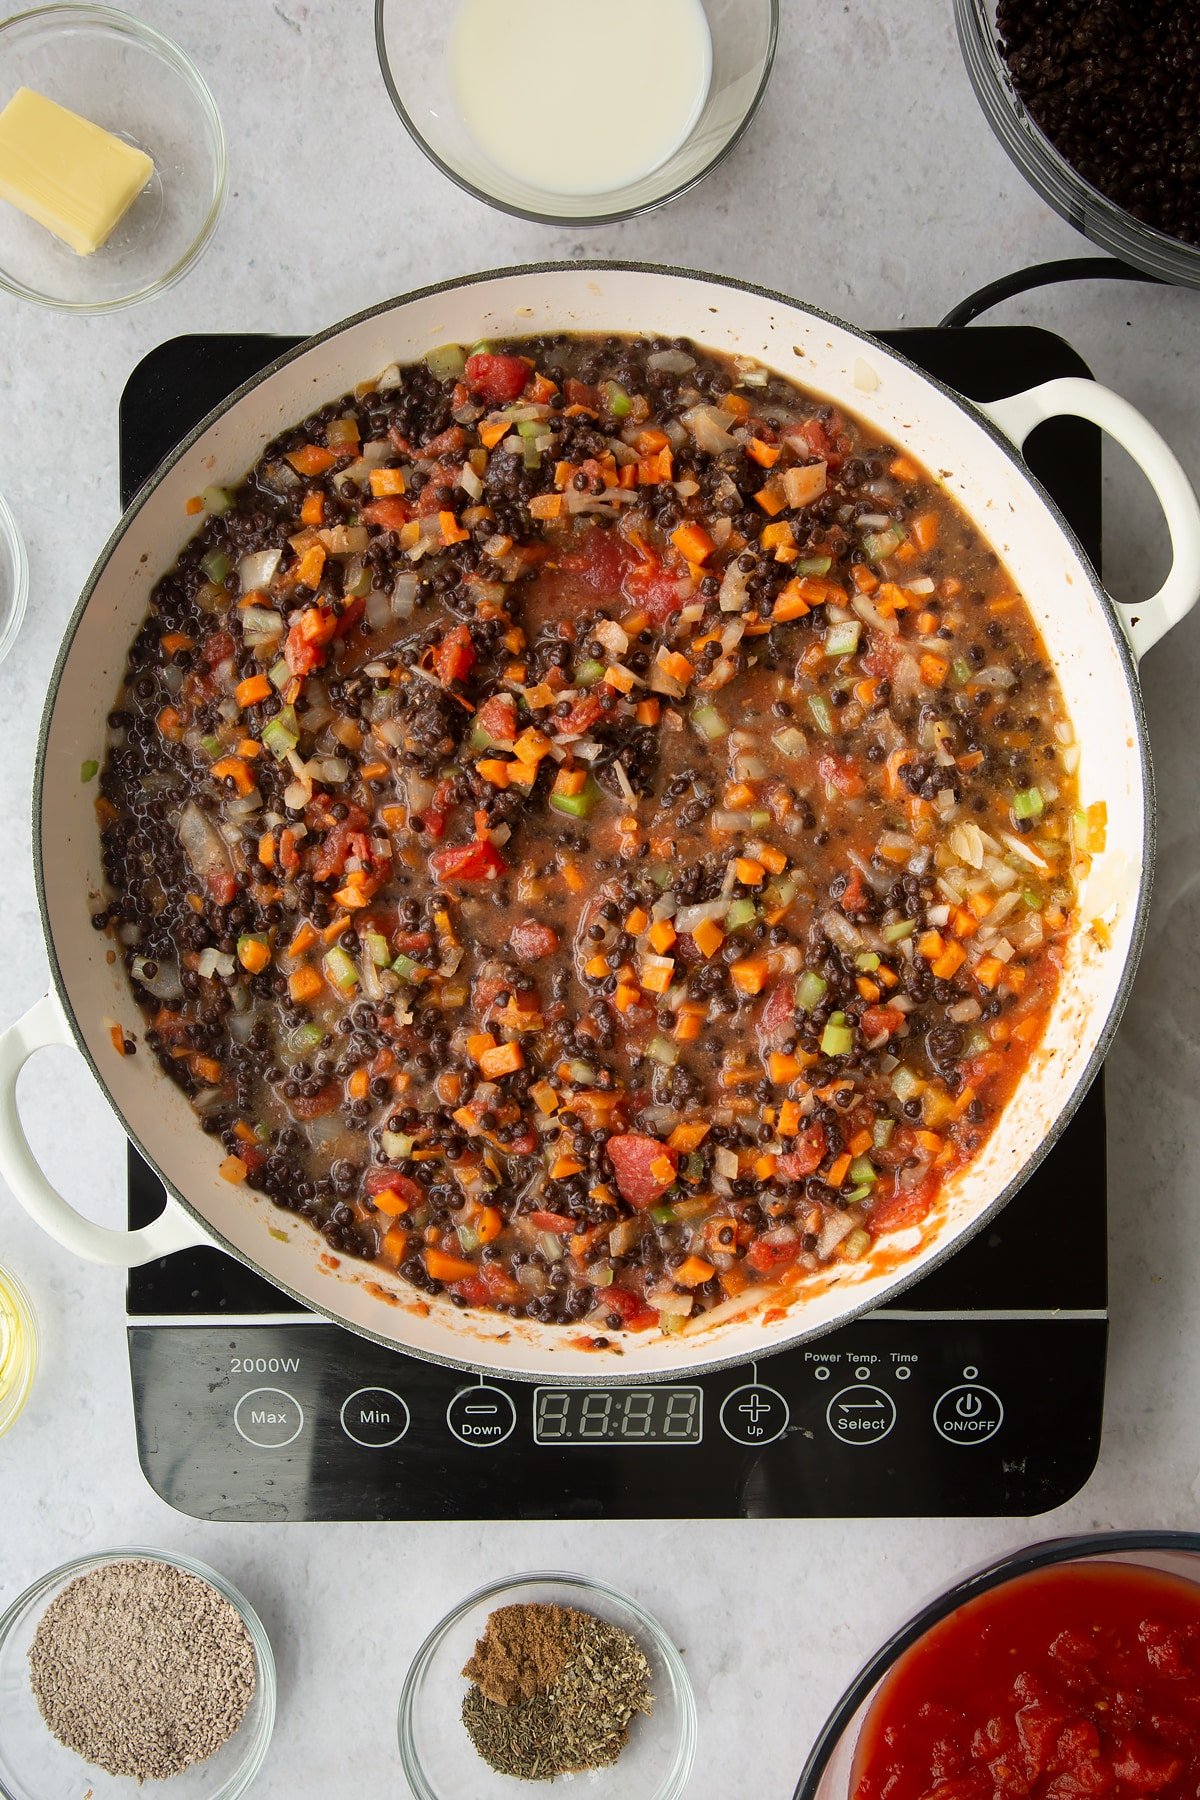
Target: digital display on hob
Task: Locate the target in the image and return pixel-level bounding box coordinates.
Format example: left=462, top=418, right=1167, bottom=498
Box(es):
left=533, top=1386, right=704, bottom=1445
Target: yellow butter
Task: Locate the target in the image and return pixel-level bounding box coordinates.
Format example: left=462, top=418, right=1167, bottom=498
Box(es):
left=0, top=87, right=154, bottom=256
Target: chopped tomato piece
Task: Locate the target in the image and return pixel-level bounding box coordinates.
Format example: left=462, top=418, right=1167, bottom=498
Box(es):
left=861, top=1005, right=906, bottom=1040
left=363, top=1168, right=426, bottom=1206
left=623, top=552, right=686, bottom=622
left=428, top=839, right=507, bottom=882
left=509, top=920, right=559, bottom=960
left=606, top=1133, right=678, bottom=1209
left=289, top=1083, right=341, bottom=1120
left=867, top=1171, right=939, bottom=1237
left=464, top=352, right=530, bottom=406
left=776, top=1124, right=828, bottom=1181
left=312, top=806, right=371, bottom=882
left=601, top=1285, right=659, bottom=1331
left=205, top=870, right=240, bottom=907
left=528, top=1209, right=576, bottom=1235
left=476, top=694, right=518, bottom=742
left=432, top=623, right=477, bottom=685
left=818, top=754, right=867, bottom=800
left=361, top=496, right=414, bottom=532
left=746, top=1234, right=801, bottom=1274
left=551, top=692, right=605, bottom=736
left=451, top=1263, right=524, bottom=1308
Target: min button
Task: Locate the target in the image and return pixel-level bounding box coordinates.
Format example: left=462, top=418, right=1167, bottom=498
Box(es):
left=233, top=1386, right=304, bottom=1449
left=340, top=1386, right=410, bottom=1448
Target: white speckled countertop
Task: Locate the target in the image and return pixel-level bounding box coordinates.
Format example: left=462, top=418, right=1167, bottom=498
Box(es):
left=2, top=4, right=1200, bottom=1796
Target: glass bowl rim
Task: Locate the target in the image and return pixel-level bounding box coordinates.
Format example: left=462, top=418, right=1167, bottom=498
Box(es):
left=792, top=1529, right=1200, bottom=1799
left=397, top=1567, right=698, bottom=1800
left=0, top=488, right=29, bottom=667
left=0, top=2, right=227, bottom=313
left=953, top=0, right=1200, bottom=288
left=373, top=0, right=780, bottom=227
left=0, top=1544, right=276, bottom=1800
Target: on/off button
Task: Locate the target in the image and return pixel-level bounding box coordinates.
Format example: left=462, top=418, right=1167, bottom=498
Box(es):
left=933, top=1380, right=1003, bottom=1445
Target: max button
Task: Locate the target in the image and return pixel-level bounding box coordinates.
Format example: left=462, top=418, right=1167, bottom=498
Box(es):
left=447, top=1386, right=517, bottom=1447
left=933, top=1382, right=1004, bottom=1445
left=233, top=1386, right=304, bottom=1448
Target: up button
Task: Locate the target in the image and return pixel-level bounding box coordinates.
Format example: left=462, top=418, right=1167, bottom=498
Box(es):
left=933, top=1368, right=1003, bottom=1445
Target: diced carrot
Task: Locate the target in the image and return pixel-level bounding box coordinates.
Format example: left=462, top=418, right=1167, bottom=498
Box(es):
left=721, top=392, right=751, bottom=417
left=192, top=1055, right=223, bottom=1085
left=889, top=455, right=920, bottom=483
left=477, top=758, right=511, bottom=788
left=550, top=1154, right=584, bottom=1180
left=513, top=727, right=551, bottom=766
left=647, top=918, right=676, bottom=954
left=479, top=1041, right=524, bottom=1079
left=920, top=652, right=949, bottom=688
left=828, top=1153, right=852, bottom=1188
left=220, top=1155, right=248, bottom=1184
left=777, top=1099, right=802, bottom=1136
left=675, top=1255, right=717, bottom=1288
left=109, top=1023, right=127, bottom=1056
left=640, top=956, right=674, bottom=995
left=769, top=1052, right=801, bottom=1084
left=854, top=678, right=879, bottom=708
left=691, top=917, right=725, bottom=959
left=529, top=493, right=563, bottom=520
left=300, top=491, right=325, bottom=526
left=657, top=649, right=693, bottom=686
left=212, top=756, right=255, bottom=796
left=668, top=1120, right=711, bottom=1153
left=635, top=697, right=662, bottom=726
left=911, top=511, right=940, bottom=552
left=736, top=857, right=766, bottom=886
left=288, top=965, right=323, bottom=1004
left=604, top=663, right=636, bottom=694
left=380, top=1224, right=410, bottom=1265
left=771, top=580, right=810, bottom=622
left=425, top=1248, right=477, bottom=1284
left=850, top=564, right=880, bottom=594
left=157, top=706, right=184, bottom=741
left=755, top=483, right=787, bottom=517
left=369, top=467, right=407, bottom=497
left=372, top=1186, right=410, bottom=1217
left=975, top=955, right=1005, bottom=990
left=730, top=956, right=769, bottom=995
left=185, top=496, right=204, bottom=516
left=258, top=832, right=276, bottom=869
left=932, top=942, right=967, bottom=980
left=237, top=937, right=271, bottom=975
left=613, top=981, right=641, bottom=1013
left=552, top=766, right=588, bottom=798
left=918, top=929, right=945, bottom=961
left=160, top=632, right=195, bottom=656
left=625, top=905, right=650, bottom=935
left=530, top=1080, right=559, bottom=1116
left=287, top=443, right=337, bottom=476
left=348, top=1066, right=370, bottom=1101
left=235, top=673, right=272, bottom=707
left=671, top=521, right=716, bottom=564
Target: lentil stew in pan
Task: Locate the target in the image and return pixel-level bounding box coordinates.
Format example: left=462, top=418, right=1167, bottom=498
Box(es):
left=94, top=334, right=1104, bottom=1338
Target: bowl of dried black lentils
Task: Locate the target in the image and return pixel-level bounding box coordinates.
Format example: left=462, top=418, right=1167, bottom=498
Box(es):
left=956, top=0, right=1199, bottom=287
left=0, top=1548, right=276, bottom=1798
left=398, top=1572, right=696, bottom=1798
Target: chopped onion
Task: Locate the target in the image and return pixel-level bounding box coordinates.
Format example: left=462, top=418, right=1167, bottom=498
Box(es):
left=682, top=404, right=735, bottom=455
left=131, top=956, right=183, bottom=1001
left=648, top=349, right=697, bottom=373
left=675, top=899, right=731, bottom=935
left=196, top=948, right=235, bottom=980
left=238, top=548, right=282, bottom=593
left=366, top=587, right=392, bottom=631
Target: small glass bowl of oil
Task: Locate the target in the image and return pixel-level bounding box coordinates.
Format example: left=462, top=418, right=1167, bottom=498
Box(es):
left=0, top=1267, right=38, bottom=1437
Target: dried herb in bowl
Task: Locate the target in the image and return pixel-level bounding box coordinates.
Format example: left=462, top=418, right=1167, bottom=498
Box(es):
left=462, top=1601, right=653, bottom=1780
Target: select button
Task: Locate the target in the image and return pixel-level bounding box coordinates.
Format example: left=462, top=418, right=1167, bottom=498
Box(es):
left=233, top=1386, right=304, bottom=1449
left=340, top=1386, right=410, bottom=1448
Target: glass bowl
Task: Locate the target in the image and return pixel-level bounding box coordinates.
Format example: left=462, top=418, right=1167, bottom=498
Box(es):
left=792, top=1530, right=1200, bottom=1799
left=0, top=1265, right=37, bottom=1438
left=0, top=1547, right=276, bottom=1799
left=375, top=0, right=778, bottom=225
left=0, top=5, right=226, bottom=311
left=398, top=1571, right=697, bottom=1799
left=0, top=489, right=28, bottom=667
left=955, top=0, right=1200, bottom=289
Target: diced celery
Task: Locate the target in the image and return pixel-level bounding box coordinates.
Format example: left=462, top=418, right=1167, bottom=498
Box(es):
left=603, top=380, right=632, bottom=418
left=647, top=1035, right=679, bottom=1066
left=855, top=951, right=880, bottom=971
left=685, top=1152, right=705, bottom=1181
left=796, top=971, right=827, bottom=1011
left=659, top=1311, right=688, bottom=1334
left=470, top=724, right=496, bottom=751
left=844, top=1185, right=873, bottom=1206
left=807, top=693, right=834, bottom=736
left=574, top=658, right=606, bottom=686
left=550, top=776, right=600, bottom=820
left=469, top=339, right=493, bottom=356
left=568, top=1059, right=596, bottom=1086
left=725, top=898, right=758, bottom=931
left=691, top=703, right=727, bottom=742
left=202, top=485, right=233, bottom=516
left=862, top=525, right=904, bottom=562
left=796, top=554, right=832, bottom=576
left=516, top=418, right=544, bottom=440
left=872, top=1116, right=895, bottom=1150
left=323, top=946, right=358, bottom=995
left=457, top=1225, right=480, bottom=1254
left=821, top=1013, right=853, bottom=1057
left=200, top=733, right=222, bottom=759
left=425, top=343, right=466, bottom=380
left=772, top=726, right=807, bottom=758
left=650, top=1203, right=677, bottom=1225
left=952, top=657, right=971, bottom=684
left=262, top=705, right=299, bottom=760
left=649, top=863, right=673, bottom=888
left=364, top=931, right=391, bottom=967
left=391, top=952, right=422, bottom=982
left=345, top=563, right=373, bottom=599
left=849, top=1156, right=877, bottom=1186
left=749, top=809, right=772, bottom=829
left=201, top=548, right=231, bottom=585
left=891, top=1066, right=923, bottom=1102
left=1022, top=886, right=1042, bottom=908
left=842, top=1227, right=871, bottom=1258
left=80, top=759, right=98, bottom=782
left=883, top=917, right=917, bottom=943
left=824, top=620, right=861, bottom=658
left=269, top=657, right=290, bottom=690
left=1012, top=786, right=1044, bottom=820
left=289, top=1021, right=325, bottom=1054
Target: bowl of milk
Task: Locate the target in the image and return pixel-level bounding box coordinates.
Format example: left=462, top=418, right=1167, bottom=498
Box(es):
left=375, top=0, right=778, bottom=222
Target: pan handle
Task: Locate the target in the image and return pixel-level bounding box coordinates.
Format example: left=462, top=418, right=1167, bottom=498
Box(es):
left=978, top=376, right=1200, bottom=662
left=0, top=992, right=207, bottom=1267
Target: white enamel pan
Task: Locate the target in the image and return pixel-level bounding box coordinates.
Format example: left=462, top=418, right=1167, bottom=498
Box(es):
left=3, top=264, right=1199, bottom=1382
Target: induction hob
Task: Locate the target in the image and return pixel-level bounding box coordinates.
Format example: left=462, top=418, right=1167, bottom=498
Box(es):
left=122, top=327, right=1107, bottom=1522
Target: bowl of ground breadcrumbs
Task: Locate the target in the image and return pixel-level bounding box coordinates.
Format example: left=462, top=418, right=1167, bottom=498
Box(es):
left=399, top=1571, right=696, bottom=1799
left=0, top=1548, right=275, bottom=1798
left=956, top=0, right=1200, bottom=288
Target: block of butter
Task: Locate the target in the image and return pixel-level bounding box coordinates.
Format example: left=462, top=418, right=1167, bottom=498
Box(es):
left=0, top=87, right=154, bottom=256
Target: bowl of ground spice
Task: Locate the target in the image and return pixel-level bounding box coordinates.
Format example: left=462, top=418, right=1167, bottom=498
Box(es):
left=398, top=1572, right=696, bottom=1797
left=956, top=0, right=1200, bottom=287
left=0, top=1548, right=275, bottom=1798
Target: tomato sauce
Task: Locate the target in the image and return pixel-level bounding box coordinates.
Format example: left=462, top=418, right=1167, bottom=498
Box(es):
left=852, top=1561, right=1200, bottom=1799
